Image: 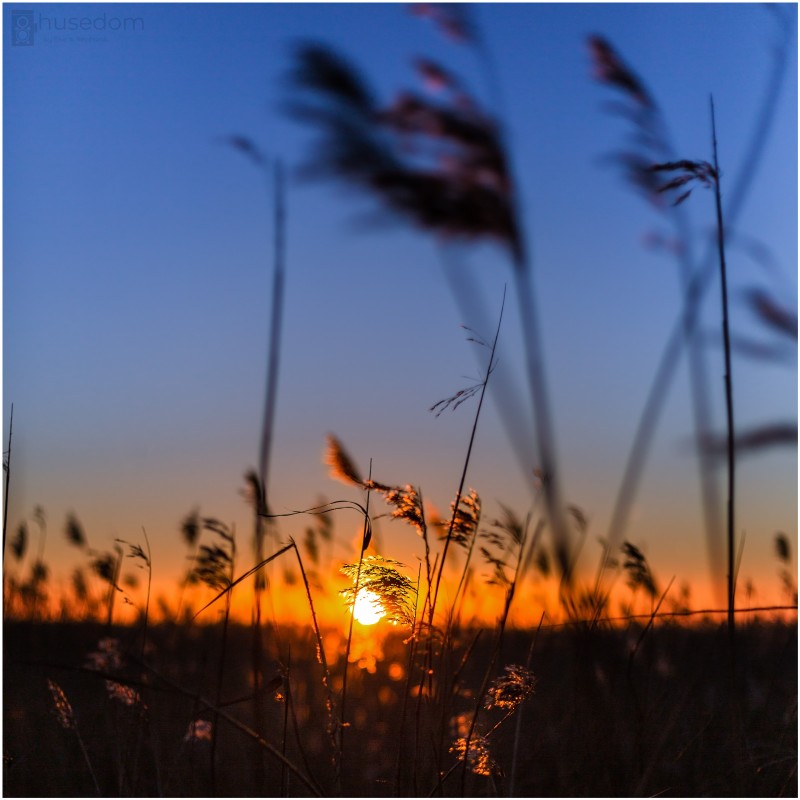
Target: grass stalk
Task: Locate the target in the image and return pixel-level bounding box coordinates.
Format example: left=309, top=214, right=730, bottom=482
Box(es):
left=209, top=529, right=236, bottom=797
left=591, top=17, right=792, bottom=596
left=509, top=612, right=545, bottom=796
left=138, top=659, right=323, bottom=796
left=140, top=528, right=152, bottom=663
left=431, top=287, right=506, bottom=625
left=3, top=403, right=13, bottom=555
left=394, top=564, right=422, bottom=797
left=337, top=459, right=373, bottom=793
left=710, top=97, right=736, bottom=645
left=459, top=524, right=527, bottom=795
left=280, top=649, right=291, bottom=797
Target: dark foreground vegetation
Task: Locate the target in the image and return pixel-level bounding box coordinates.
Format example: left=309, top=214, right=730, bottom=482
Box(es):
left=3, top=618, right=796, bottom=797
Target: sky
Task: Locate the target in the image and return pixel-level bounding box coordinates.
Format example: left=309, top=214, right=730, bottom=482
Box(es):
left=3, top=2, right=797, bottom=624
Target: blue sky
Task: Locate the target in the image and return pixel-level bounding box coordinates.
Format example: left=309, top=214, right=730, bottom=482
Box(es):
left=4, top=2, right=797, bottom=614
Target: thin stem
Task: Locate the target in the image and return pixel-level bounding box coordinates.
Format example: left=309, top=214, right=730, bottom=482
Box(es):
left=74, top=726, right=101, bottom=796
left=139, top=659, right=323, bottom=796
left=710, top=97, right=736, bottom=645
left=459, top=530, right=526, bottom=795
left=140, top=528, right=152, bottom=663
left=337, top=458, right=373, bottom=793
left=431, top=287, right=506, bottom=623
left=280, top=650, right=291, bottom=797
left=290, top=540, right=336, bottom=747
left=593, top=14, right=792, bottom=593
left=509, top=612, right=545, bottom=796
left=253, top=158, right=287, bottom=763
left=210, top=531, right=235, bottom=797
left=3, top=403, right=13, bottom=555
left=513, top=260, right=573, bottom=585
left=395, top=565, right=422, bottom=797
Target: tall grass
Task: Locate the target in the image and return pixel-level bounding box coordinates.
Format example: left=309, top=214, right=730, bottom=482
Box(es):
left=2, top=7, right=796, bottom=800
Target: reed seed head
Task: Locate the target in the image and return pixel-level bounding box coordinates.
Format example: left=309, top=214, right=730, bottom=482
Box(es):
left=340, top=556, right=416, bottom=626
left=485, top=664, right=536, bottom=711
left=47, top=680, right=76, bottom=730
left=324, top=434, right=364, bottom=486
left=450, top=732, right=497, bottom=776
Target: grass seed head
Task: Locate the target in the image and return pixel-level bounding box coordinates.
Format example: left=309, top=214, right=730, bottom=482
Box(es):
left=105, top=680, right=144, bottom=709
left=340, top=556, right=417, bottom=626
left=450, top=732, right=498, bottom=776
left=10, top=523, right=27, bottom=561
left=324, top=434, right=364, bottom=486
left=47, top=680, right=76, bottom=730
left=64, top=513, right=87, bottom=549
left=485, top=664, right=536, bottom=711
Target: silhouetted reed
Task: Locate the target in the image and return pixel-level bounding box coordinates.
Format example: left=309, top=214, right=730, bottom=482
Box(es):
left=588, top=12, right=794, bottom=609
left=287, top=29, right=576, bottom=586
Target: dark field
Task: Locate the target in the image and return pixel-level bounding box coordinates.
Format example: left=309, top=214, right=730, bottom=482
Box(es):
left=3, top=618, right=796, bottom=797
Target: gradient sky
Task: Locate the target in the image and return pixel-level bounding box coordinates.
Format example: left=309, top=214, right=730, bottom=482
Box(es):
left=4, top=2, right=797, bottom=622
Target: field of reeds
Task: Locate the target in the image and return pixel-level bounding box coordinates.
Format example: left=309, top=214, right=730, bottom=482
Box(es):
left=3, top=616, right=798, bottom=797
left=3, top=4, right=797, bottom=798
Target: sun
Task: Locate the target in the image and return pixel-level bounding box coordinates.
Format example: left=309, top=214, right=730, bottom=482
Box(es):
left=352, top=589, right=386, bottom=626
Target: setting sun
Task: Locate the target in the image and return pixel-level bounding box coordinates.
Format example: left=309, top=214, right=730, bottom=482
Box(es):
left=352, top=589, right=386, bottom=626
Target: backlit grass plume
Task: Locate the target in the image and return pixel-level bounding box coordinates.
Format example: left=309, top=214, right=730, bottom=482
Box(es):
left=190, top=519, right=236, bottom=592
left=621, top=541, right=658, bottom=599
left=325, top=434, right=364, bottom=487
left=484, top=664, right=536, bottom=712
left=47, top=679, right=76, bottom=730
left=450, top=731, right=497, bottom=777
left=288, top=43, right=518, bottom=254
left=443, top=488, right=481, bottom=549
left=46, top=679, right=100, bottom=794
left=340, top=556, right=416, bottom=626
left=480, top=503, right=526, bottom=588
left=289, top=32, right=575, bottom=587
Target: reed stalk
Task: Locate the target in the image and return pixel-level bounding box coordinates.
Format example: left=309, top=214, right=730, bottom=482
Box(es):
left=336, top=459, right=373, bottom=793
left=3, top=403, right=13, bottom=555
left=709, top=98, right=736, bottom=644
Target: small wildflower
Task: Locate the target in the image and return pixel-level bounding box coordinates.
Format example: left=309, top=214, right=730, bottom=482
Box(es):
left=485, top=664, right=536, bottom=711
left=47, top=680, right=75, bottom=730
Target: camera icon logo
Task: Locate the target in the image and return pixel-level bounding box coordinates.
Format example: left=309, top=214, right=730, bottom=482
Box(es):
left=12, top=11, right=35, bottom=46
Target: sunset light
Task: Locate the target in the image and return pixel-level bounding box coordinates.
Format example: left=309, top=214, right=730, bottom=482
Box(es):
left=4, top=3, right=796, bottom=797
left=352, top=589, right=386, bottom=626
